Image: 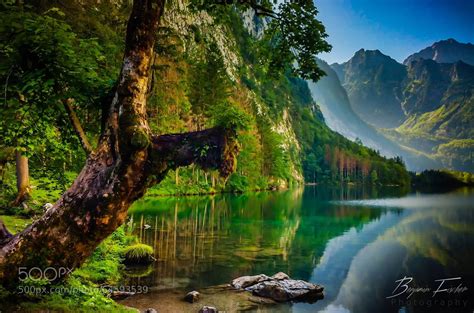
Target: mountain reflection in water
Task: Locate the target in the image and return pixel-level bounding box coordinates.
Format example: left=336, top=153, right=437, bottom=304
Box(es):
left=119, top=186, right=474, bottom=313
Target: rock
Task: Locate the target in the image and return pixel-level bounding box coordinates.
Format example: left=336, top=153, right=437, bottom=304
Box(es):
left=184, top=290, right=200, bottom=303
left=199, top=306, right=217, bottom=313
left=271, top=272, right=289, bottom=280
left=247, top=279, right=323, bottom=302
left=143, top=309, right=157, bottom=313
left=230, top=274, right=270, bottom=289
left=110, top=290, right=135, bottom=300
left=231, top=272, right=324, bottom=303
left=43, top=203, right=53, bottom=212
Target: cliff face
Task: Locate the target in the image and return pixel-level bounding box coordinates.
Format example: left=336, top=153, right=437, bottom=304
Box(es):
left=150, top=2, right=410, bottom=187
left=154, top=1, right=307, bottom=187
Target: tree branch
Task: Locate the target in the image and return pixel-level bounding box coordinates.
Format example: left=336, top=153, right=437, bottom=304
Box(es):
left=150, top=127, right=239, bottom=179
left=242, top=0, right=279, bottom=19
left=63, top=99, right=93, bottom=155
left=0, top=220, right=12, bottom=246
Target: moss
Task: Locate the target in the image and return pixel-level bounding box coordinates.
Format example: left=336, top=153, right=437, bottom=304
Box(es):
left=0, top=215, right=31, bottom=234
left=3, top=226, right=138, bottom=312
left=127, top=126, right=151, bottom=149
left=122, top=243, right=155, bottom=265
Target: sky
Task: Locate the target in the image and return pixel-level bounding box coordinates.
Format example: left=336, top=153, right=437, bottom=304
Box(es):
left=314, top=0, right=474, bottom=64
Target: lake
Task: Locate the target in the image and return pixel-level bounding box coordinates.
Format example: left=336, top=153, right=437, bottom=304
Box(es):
left=119, top=186, right=474, bottom=313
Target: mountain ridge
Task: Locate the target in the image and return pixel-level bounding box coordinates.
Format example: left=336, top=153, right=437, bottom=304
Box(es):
left=316, top=39, right=474, bottom=172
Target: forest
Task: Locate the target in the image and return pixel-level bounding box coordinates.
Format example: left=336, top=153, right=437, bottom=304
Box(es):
left=0, top=0, right=412, bottom=311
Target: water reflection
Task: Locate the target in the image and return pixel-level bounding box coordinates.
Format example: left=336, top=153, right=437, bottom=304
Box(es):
left=122, top=187, right=474, bottom=313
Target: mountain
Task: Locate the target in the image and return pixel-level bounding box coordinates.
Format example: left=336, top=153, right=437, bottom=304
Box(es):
left=309, top=59, right=439, bottom=171
left=403, top=39, right=474, bottom=66
left=391, top=60, right=474, bottom=171
left=323, top=40, right=474, bottom=172
left=333, top=49, right=407, bottom=128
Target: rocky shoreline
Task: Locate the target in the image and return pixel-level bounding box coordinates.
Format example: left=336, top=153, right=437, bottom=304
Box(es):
left=118, top=272, right=324, bottom=312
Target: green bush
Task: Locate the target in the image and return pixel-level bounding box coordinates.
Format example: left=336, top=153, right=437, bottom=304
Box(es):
left=122, top=243, right=155, bottom=265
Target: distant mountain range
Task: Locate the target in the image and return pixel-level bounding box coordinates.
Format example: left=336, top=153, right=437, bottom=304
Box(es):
left=310, top=39, right=474, bottom=172
left=403, top=38, right=474, bottom=66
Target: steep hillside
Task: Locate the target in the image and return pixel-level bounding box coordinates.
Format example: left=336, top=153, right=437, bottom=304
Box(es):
left=309, top=59, right=439, bottom=171
left=326, top=40, right=474, bottom=172
left=404, top=38, right=474, bottom=66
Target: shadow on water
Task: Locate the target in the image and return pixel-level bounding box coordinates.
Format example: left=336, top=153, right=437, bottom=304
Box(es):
left=119, top=186, right=474, bottom=313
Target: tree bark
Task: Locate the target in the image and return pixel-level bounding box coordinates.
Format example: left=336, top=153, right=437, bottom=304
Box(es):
left=63, top=98, right=92, bottom=155
left=0, top=0, right=239, bottom=287
left=0, top=220, right=12, bottom=244
left=12, top=151, right=30, bottom=206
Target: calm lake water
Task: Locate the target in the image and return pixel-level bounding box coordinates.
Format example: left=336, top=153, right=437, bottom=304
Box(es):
left=120, top=186, right=474, bottom=313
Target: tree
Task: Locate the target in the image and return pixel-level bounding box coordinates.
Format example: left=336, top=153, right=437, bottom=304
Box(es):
left=13, top=151, right=30, bottom=205
left=188, top=42, right=231, bottom=130
left=0, top=0, right=330, bottom=286
left=370, top=170, right=378, bottom=185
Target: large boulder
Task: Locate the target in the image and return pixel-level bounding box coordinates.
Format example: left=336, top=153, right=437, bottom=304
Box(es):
left=230, top=272, right=323, bottom=303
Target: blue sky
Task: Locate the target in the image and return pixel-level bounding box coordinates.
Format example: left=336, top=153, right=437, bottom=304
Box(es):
left=314, top=0, right=474, bottom=64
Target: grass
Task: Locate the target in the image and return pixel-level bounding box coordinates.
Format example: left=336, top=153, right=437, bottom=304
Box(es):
left=122, top=243, right=154, bottom=264
left=1, top=225, right=140, bottom=312
left=0, top=215, right=31, bottom=234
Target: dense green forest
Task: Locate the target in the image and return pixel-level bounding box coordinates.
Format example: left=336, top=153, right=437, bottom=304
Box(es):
left=0, top=0, right=409, bottom=212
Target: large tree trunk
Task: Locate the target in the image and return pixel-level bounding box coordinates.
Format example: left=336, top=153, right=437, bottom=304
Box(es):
left=13, top=151, right=30, bottom=206
left=0, top=0, right=238, bottom=287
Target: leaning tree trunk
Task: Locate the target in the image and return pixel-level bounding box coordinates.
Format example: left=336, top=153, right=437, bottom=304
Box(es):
left=63, top=98, right=92, bottom=155
left=12, top=151, right=30, bottom=206
left=0, top=0, right=238, bottom=287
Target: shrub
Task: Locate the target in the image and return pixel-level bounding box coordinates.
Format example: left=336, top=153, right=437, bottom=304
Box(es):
left=122, top=243, right=155, bottom=265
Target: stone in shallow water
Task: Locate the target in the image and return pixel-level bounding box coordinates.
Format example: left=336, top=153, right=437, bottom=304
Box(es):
left=231, top=272, right=324, bottom=303
left=143, top=309, right=157, bottom=313
left=184, top=290, right=200, bottom=303
left=230, top=274, right=270, bottom=289
left=199, top=306, right=217, bottom=313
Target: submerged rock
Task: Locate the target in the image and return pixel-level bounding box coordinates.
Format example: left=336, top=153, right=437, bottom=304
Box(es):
left=198, top=306, right=217, bottom=313
left=184, top=290, right=200, bottom=303
left=110, top=290, right=135, bottom=300
left=230, top=272, right=323, bottom=303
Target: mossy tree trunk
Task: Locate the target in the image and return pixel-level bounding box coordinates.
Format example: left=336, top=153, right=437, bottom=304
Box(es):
left=0, top=0, right=238, bottom=287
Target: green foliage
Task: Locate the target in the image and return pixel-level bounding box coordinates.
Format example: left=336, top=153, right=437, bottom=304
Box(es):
left=370, top=170, right=378, bottom=184
left=263, top=1, right=332, bottom=81
left=412, top=169, right=474, bottom=190
left=211, top=100, right=252, bottom=130
left=74, top=227, right=134, bottom=284
left=122, top=243, right=155, bottom=264
left=0, top=215, right=31, bottom=234
left=1, top=225, right=136, bottom=312
left=0, top=6, right=111, bottom=153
